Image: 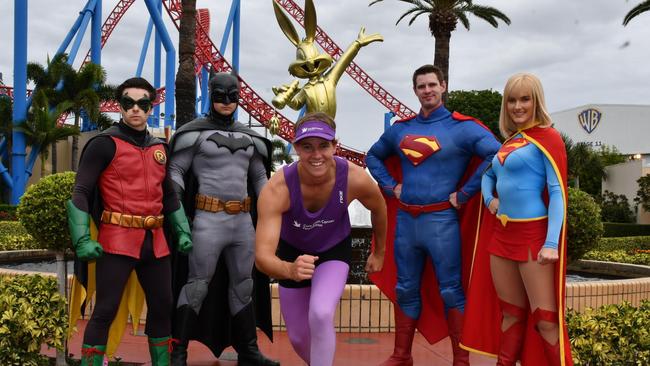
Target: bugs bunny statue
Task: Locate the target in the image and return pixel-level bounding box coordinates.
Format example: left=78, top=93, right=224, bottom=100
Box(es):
left=271, top=0, right=383, bottom=119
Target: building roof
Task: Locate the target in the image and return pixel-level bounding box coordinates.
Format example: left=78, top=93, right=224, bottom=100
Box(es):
left=551, top=104, right=650, bottom=155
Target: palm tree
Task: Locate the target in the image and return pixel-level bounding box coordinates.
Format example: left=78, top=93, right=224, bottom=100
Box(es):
left=58, top=62, right=106, bottom=171
left=369, top=0, right=510, bottom=96
left=562, top=133, right=604, bottom=191
left=27, top=54, right=74, bottom=174
left=175, top=0, right=198, bottom=129
left=16, top=90, right=79, bottom=178
left=623, top=0, right=650, bottom=25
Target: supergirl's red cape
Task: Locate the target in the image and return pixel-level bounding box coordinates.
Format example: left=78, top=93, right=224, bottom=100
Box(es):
left=369, top=112, right=495, bottom=344
left=461, top=126, right=573, bottom=365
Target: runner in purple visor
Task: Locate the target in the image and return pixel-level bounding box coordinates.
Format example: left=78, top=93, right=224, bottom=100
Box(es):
left=255, top=112, right=387, bottom=366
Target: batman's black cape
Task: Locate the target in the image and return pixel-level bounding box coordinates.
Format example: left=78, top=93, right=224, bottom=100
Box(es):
left=71, top=123, right=168, bottom=350
left=169, top=117, right=274, bottom=358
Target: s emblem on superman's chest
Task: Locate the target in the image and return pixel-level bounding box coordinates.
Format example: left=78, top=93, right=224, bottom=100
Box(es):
left=497, top=138, right=529, bottom=165
left=207, top=132, right=253, bottom=154
left=399, top=135, right=441, bottom=166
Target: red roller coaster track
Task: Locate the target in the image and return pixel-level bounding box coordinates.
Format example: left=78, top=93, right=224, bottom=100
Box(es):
left=277, top=0, right=416, bottom=120
left=5, top=1, right=416, bottom=166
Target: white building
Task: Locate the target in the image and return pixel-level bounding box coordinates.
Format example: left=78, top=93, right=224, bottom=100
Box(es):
left=552, top=104, right=650, bottom=223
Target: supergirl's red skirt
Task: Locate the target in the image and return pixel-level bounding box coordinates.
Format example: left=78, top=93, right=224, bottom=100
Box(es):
left=488, top=217, right=548, bottom=262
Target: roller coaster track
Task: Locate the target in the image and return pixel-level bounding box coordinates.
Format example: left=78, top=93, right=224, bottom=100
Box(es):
left=9, top=1, right=417, bottom=165
left=276, top=0, right=416, bottom=120
left=164, top=0, right=371, bottom=165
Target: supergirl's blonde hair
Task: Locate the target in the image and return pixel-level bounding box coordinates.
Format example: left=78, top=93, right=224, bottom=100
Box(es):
left=498, top=73, right=552, bottom=139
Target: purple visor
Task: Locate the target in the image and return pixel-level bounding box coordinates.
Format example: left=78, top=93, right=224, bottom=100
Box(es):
left=293, top=120, right=336, bottom=143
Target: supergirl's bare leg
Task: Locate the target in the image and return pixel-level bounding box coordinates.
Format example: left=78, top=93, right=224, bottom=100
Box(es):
left=490, top=254, right=529, bottom=365
left=518, top=252, right=559, bottom=345
left=490, top=255, right=527, bottom=330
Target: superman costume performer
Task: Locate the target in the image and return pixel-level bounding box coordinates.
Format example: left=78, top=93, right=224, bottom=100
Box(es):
left=462, top=126, right=573, bottom=366
left=366, top=105, right=500, bottom=365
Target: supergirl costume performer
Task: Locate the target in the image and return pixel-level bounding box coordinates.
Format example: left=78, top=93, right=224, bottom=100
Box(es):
left=462, top=125, right=573, bottom=366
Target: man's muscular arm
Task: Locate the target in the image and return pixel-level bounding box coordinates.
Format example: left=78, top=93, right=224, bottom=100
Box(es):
left=255, top=172, right=317, bottom=281
left=168, top=131, right=201, bottom=202
left=455, top=123, right=501, bottom=205
left=366, top=129, right=399, bottom=197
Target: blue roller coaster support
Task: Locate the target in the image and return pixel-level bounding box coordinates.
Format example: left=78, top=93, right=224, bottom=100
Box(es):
left=11, top=0, right=28, bottom=204
left=144, top=0, right=176, bottom=128
left=137, top=19, right=154, bottom=78
left=199, top=67, right=209, bottom=115
left=384, top=111, right=396, bottom=130
left=152, top=1, right=162, bottom=128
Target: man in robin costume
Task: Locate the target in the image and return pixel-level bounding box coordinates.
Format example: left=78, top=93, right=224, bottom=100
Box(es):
left=66, top=77, right=193, bottom=366
left=168, top=72, right=278, bottom=366
left=366, top=64, right=501, bottom=366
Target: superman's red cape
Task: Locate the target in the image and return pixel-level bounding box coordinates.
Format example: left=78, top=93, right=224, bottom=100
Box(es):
left=368, top=112, right=496, bottom=344
left=461, top=126, right=573, bottom=365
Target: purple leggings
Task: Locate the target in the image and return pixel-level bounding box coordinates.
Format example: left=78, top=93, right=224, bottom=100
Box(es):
left=279, top=260, right=349, bottom=366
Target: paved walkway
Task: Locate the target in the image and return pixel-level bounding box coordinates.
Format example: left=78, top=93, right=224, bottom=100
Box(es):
left=43, top=320, right=496, bottom=365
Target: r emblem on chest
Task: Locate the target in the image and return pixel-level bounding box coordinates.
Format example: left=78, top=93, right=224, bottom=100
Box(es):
left=399, top=135, right=441, bottom=166
left=153, top=149, right=167, bottom=164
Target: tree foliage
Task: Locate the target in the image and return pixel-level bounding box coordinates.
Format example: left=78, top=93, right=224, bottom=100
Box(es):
left=446, top=89, right=502, bottom=138
left=0, top=275, right=68, bottom=366
left=17, top=172, right=75, bottom=252
left=368, top=0, right=510, bottom=96
left=623, top=0, right=650, bottom=25
left=635, top=174, right=650, bottom=212
left=562, top=134, right=625, bottom=197
left=567, top=187, right=603, bottom=261
left=598, top=190, right=635, bottom=223
left=16, top=90, right=79, bottom=177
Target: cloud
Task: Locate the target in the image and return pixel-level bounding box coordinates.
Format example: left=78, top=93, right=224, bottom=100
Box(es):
left=1, top=0, right=648, bottom=151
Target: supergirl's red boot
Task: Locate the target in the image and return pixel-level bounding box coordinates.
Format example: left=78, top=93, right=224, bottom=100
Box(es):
left=379, top=307, right=417, bottom=366
left=496, top=300, right=527, bottom=366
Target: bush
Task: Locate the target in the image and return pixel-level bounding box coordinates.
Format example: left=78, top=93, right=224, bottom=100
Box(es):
left=567, top=187, right=604, bottom=261
left=598, top=191, right=635, bottom=223
left=0, top=274, right=68, bottom=365
left=582, top=236, right=650, bottom=266
left=0, top=221, right=40, bottom=251
left=568, top=300, right=650, bottom=365
left=603, top=222, right=650, bottom=237
left=0, top=204, right=18, bottom=221
left=17, top=172, right=75, bottom=252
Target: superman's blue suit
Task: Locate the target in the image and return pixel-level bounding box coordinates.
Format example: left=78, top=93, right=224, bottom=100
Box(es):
left=366, top=105, right=500, bottom=361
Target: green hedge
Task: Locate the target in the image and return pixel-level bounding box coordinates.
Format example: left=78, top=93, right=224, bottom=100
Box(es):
left=0, top=221, right=40, bottom=251
left=582, top=236, right=650, bottom=266
left=568, top=300, right=650, bottom=365
left=603, top=222, right=650, bottom=237
left=0, top=204, right=18, bottom=221
left=0, top=274, right=68, bottom=366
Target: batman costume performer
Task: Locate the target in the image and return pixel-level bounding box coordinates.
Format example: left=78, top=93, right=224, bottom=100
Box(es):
left=168, top=72, right=278, bottom=366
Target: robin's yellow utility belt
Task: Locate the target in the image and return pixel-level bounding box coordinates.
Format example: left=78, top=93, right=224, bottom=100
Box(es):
left=101, top=210, right=164, bottom=229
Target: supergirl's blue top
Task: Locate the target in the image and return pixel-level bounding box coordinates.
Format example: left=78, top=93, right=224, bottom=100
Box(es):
left=481, top=132, right=564, bottom=250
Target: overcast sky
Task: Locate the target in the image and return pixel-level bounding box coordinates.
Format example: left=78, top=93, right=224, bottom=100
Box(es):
left=1, top=0, right=648, bottom=151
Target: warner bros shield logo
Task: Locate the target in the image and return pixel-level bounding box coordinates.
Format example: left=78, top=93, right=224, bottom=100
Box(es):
left=578, top=108, right=602, bottom=134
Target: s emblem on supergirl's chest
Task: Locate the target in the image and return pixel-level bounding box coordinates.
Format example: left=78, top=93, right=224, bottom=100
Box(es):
left=497, top=138, right=529, bottom=165
left=399, top=135, right=441, bottom=166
